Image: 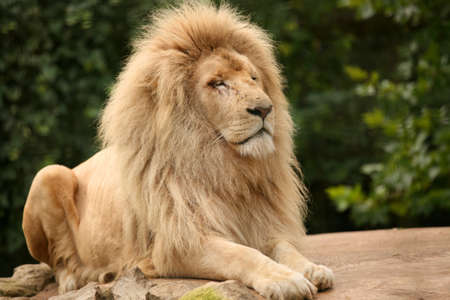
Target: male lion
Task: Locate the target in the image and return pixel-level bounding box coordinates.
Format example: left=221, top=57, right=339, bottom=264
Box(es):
left=22, top=2, right=334, bottom=299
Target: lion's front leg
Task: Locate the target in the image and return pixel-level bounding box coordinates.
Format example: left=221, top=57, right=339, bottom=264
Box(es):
left=271, top=240, right=334, bottom=291
left=165, top=237, right=317, bottom=300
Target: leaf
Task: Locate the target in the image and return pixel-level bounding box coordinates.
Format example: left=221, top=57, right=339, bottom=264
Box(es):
left=361, top=163, right=384, bottom=175
left=363, top=109, right=385, bottom=128
left=327, top=185, right=365, bottom=212
left=344, top=65, right=368, bottom=81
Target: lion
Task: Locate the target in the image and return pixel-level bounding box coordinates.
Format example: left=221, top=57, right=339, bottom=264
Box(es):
left=22, top=2, right=334, bottom=299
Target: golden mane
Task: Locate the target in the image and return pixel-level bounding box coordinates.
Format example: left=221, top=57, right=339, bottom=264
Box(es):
left=99, top=1, right=307, bottom=273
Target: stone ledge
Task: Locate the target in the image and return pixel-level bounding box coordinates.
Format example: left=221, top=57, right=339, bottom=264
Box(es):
left=1, top=227, right=449, bottom=299
left=301, top=227, right=450, bottom=300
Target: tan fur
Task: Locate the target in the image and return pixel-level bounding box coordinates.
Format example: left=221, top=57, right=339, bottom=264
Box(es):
left=22, top=2, right=333, bottom=299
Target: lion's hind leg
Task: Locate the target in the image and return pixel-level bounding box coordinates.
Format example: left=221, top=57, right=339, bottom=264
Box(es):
left=22, top=165, right=83, bottom=293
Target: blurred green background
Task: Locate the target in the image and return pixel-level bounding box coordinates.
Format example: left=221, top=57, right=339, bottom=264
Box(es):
left=1, top=0, right=449, bottom=276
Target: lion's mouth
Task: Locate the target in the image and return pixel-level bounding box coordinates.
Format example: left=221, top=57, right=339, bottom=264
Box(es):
left=234, top=128, right=270, bottom=145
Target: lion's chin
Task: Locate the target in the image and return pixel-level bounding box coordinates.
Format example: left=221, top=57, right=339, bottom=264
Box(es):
left=235, top=131, right=275, bottom=159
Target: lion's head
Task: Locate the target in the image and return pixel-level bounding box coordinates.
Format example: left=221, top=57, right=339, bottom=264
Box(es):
left=194, top=48, right=275, bottom=157
left=99, top=1, right=306, bottom=259
left=100, top=1, right=294, bottom=160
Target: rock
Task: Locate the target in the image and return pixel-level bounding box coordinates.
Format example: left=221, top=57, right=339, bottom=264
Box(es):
left=48, top=268, right=207, bottom=300
left=1, top=227, right=449, bottom=299
left=108, top=268, right=154, bottom=299
left=300, top=227, right=450, bottom=300
left=49, top=282, right=108, bottom=300
left=0, top=263, right=53, bottom=297
left=143, top=278, right=206, bottom=300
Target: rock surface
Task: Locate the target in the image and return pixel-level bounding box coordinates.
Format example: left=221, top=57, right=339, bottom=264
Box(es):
left=0, top=263, right=53, bottom=298
left=301, top=227, right=450, bottom=300
left=1, top=227, right=449, bottom=299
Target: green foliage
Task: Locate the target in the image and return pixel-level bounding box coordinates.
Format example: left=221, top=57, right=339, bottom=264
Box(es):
left=327, top=0, right=450, bottom=227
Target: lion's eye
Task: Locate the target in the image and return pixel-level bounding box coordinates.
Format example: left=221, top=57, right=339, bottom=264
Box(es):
left=251, top=76, right=257, bottom=81
left=208, top=80, right=226, bottom=88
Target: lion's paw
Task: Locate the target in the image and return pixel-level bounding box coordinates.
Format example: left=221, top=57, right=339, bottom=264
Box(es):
left=56, top=269, right=78, bottom=294
left=303, top=263, right=334, bottom=291
left=253, top=272, right=317, bottom=300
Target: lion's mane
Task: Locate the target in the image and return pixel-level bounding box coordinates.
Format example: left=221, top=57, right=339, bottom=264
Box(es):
left=99, top=1, right=307, bottom=275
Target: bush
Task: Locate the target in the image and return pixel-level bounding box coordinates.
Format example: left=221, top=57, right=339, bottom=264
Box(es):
left=326, top=0, right=450, bottom=227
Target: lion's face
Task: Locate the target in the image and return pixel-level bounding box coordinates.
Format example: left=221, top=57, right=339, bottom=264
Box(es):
left=194, top=48, right=275, bottom=158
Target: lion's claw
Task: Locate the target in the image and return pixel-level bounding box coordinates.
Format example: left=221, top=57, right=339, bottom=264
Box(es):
left=254, top=272, right=317, bottom=300
left=303, top=263, right=334, bottom=291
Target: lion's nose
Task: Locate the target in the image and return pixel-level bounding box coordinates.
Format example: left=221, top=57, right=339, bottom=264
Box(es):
left=247, top=105, right=273, bottom=120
